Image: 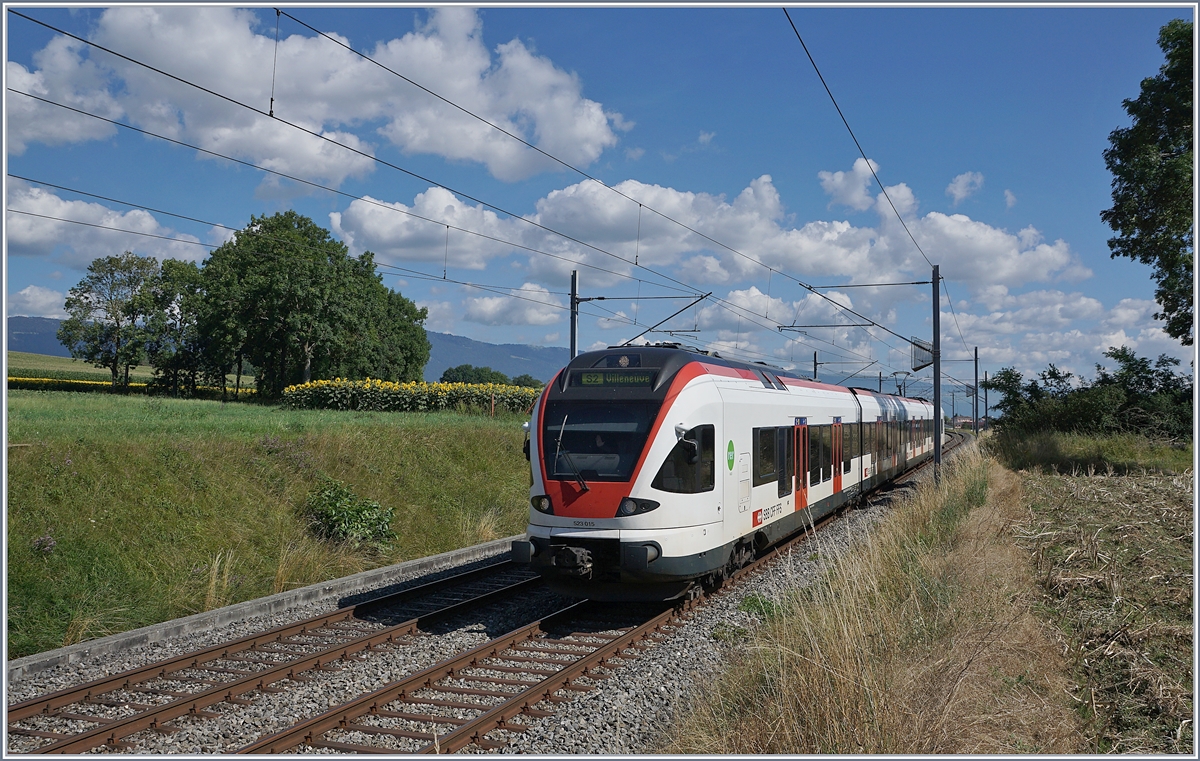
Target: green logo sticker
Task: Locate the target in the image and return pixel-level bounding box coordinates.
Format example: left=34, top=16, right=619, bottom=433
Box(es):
left=727, top=440, right=736, bottom=471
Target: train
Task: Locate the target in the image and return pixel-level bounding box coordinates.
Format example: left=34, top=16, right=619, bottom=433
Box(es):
left=511, top=343, right=945, bottom=601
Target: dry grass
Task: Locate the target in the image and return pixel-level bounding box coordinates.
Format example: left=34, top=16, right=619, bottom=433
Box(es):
left=1017, top=466, right=1194, bottom=753
left=663, top=446, right=1087, bottom=754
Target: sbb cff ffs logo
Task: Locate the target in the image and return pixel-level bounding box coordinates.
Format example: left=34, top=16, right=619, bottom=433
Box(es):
left=752, top=502, right=784, bottom=527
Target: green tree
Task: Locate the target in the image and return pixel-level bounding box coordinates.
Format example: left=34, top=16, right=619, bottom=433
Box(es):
left=196, top=245, right=250, bottom=399
left=142, top=259, right=206, bottom=397
left=57, top=251, right=158, bottom=389
left=315, top=255, right=429, bottom=383
left=440, top=364, right=510, bottom=384
left=510, top=373, right=543, bottom=388
left=1101, top=19, right=1194, bottom=345
left=201, top=211, right=429, bottom=398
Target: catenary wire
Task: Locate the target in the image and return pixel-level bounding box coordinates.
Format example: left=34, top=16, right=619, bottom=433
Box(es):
left=781, top=7, right=934, bottom=272
left=278, top=5, right=926, bottom=355
left=9, top=9, right=922, bottom=372
left=5, top=89, right=693, bottom=298
left=9, top=8, right=923, bottom=361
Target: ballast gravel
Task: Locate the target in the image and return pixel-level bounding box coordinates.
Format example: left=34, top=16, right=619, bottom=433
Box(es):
left=7, top=452, right=954, bottom=755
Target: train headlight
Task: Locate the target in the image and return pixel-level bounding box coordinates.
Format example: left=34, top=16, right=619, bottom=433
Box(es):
left=617, top=497, right=660, bottom=517
left=531, top=495, right=554, bottom=514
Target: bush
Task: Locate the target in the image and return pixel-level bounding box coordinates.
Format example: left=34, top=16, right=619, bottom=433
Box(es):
left=7, top=376, right=255, bottom=400
left=303, top=477, right=395, bottom=546
left=440, top=364, right=511, bottom=384
left=281, top=378, right=540, bottom=414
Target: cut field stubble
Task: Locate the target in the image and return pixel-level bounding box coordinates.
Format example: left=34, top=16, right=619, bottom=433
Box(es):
left=664, top=447, right=1087, bottom=754
left=1018, top=466, right=1193, bottom=753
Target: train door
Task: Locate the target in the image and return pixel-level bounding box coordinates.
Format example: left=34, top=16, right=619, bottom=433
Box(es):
left=832, top=421, right=843, bottom=493
left=793, top=422, right=808, bottom=512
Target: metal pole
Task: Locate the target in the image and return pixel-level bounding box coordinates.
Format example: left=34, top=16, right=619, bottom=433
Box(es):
left=878, top=371, right=882, bottom=392
left=973, top=346, right=979, bottom=436
left=569, top=270, right=579, bottom=359
left=933, top=264, right=941, bottom=481
left=813, top=351, right=818, bottom=381
left=984, top=371, right=989, bottom=431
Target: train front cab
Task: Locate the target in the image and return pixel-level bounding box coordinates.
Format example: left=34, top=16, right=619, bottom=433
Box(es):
left=513, top=347, right=731, bottom=601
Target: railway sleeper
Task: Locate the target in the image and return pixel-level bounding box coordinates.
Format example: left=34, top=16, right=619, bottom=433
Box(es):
left=370, top=709, right=468, bottom=726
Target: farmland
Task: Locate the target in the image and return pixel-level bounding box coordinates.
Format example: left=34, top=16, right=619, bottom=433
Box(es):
left=7, top=350, right=156, bottom=383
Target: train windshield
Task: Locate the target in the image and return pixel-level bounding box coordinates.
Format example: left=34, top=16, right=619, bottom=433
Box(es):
left=541, top=401, right=660, bottom=482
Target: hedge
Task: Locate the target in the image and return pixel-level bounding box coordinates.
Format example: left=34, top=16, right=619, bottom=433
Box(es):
left=8, top=377, right=151, bottom=394
left=7, top=377, right=254, bottom=400
left=281, top=378, right=541, bottom=414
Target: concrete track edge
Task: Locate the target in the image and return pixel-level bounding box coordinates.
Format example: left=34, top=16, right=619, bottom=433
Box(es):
left=7, top=534, right=521, bottom=683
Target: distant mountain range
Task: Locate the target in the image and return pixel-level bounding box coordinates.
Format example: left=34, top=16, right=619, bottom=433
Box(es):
left=6, top=316, right=569, bottom=383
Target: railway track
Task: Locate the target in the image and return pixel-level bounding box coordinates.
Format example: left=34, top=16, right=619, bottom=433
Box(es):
left=236, top=437, right=967, bottom=754
left=8, top=433, right=967, bottom=755
left=6, top=561, right=540, bottom=753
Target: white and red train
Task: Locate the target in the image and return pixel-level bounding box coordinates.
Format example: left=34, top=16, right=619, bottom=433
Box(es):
left=512, top=344, right=944, bottom=601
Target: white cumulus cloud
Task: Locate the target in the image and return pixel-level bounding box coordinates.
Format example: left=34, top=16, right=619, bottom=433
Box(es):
left=5, top=179, right=207, bottom=268
left=13, top=7, right=625, bottom=184
left=818, top=157, right=878, bottom=211
left=7, top=285, right=68, bottom=318
left=946, top=171, right=984, bottom=205
left=463, top=283, right=563, bottom=326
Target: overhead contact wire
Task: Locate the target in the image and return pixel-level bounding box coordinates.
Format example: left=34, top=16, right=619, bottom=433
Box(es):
left=280, top=7, right=918, bottom=353
left=5, top=89, right=691, bottom=297
left=7, top=9, right=703, bottom=302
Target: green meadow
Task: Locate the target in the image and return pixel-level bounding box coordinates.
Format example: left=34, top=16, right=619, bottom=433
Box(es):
left=6, top=388, right=532, bottom=658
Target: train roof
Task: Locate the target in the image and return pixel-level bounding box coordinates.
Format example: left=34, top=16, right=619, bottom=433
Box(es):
left=554, top=344, right=928, bottom=404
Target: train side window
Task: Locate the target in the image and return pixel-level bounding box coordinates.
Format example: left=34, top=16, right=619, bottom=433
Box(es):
left=809, top=425, right=821, bottom=486
left=820, top=425, right=833, bottom=482
left=842, top=424, right=853, bottom=473
left=753, top=427, right=777, bottom=486
left=652, top=424, right=715, bottom=494
left=776, top=426, right=793, bottom=498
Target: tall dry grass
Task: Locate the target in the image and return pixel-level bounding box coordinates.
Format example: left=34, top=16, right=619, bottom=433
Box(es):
left=665, top=446, right=1086, bottom=754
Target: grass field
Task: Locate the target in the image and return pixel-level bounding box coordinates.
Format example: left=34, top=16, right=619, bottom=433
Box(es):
left=7, top=351, right=156, bottom=382
left=7, top=390, right=531, bottom=658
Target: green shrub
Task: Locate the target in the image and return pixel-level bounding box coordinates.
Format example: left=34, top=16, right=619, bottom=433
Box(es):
left=281, top=378, right=540, bottom=415
left=303, top=477, right=395, bottom=546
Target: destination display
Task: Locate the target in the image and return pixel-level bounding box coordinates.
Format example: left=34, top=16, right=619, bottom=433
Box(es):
left=570, top=369, right=657, bottom=387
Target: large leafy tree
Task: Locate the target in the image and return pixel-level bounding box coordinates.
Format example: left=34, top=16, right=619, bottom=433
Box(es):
left=203, top=211, right=429, bottom=398
left=314, top=253, right=430, bottom=383
left=57, top=251, right=159, bottom=389
left=141, top=259, right=208, bottom=397
left=1100, top=18, right=1194, bottom=345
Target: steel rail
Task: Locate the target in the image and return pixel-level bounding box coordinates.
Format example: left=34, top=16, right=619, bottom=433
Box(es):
left=236, top=432, right=970, bottom=755
left=237, top=598, right=680, bottom=754
left=8, top=561, right=536, bottom=753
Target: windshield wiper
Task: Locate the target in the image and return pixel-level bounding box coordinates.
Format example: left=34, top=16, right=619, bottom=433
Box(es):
left=553, top=415, right=590, bottom=492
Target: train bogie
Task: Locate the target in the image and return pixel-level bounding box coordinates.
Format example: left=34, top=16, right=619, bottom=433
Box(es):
left=512, top=344, right=943, bottom=601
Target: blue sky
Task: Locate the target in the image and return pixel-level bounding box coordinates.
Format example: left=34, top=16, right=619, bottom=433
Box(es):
left=4, top=3, right=1194, bottom=412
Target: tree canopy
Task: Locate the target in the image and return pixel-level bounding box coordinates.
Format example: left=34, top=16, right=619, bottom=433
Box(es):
left=57, top=212, right=430, bottom=399
left=1101, top=18, right=1194, bottom=345
left=982, top=348, right=1192, bottom=441
left=57, top=251, right=159, bottom=389
left=201, top=211, right=429, bottom=398
left=440, top=364, right=512, bottom=385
